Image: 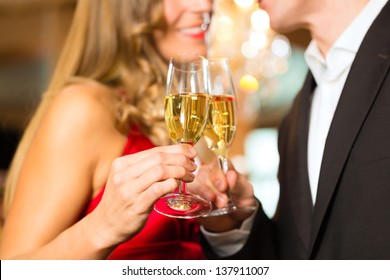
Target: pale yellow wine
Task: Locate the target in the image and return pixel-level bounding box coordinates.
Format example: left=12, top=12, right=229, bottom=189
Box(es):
left=164, top=93, right=209, bottom=145
left=203, top=95, right=236, bottom=158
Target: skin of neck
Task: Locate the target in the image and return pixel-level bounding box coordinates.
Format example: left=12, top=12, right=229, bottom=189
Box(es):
left=306, top=0, right=368, bottom=56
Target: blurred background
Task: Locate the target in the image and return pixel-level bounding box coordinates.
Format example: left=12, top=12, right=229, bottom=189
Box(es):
left=0, top=0, right=310, bottom=219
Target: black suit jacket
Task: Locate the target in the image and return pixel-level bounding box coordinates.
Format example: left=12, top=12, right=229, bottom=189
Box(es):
left=202, top=1, right=390, bottom=259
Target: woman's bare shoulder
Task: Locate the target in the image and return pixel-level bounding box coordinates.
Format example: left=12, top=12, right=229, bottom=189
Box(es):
left=53, top=81, right=118, bottom=126
left=36, top=80, right=122, bottom=164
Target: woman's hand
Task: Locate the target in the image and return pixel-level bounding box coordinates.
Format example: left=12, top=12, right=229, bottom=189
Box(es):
left=89, top=145, right=198, bottom=247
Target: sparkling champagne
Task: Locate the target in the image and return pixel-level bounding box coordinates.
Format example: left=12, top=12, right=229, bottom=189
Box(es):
left=203, top=95, right=236, bottom=158
left=164, top=93, right=209, bottom=145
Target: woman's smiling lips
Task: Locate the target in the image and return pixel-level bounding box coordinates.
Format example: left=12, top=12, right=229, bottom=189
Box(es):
left=179, top=25, right=208, bottom=39
left=179, top=14, right=210, bottom=40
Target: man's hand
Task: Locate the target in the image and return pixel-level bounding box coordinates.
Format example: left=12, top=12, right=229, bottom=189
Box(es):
left=188, top=158, right=257, bottom=232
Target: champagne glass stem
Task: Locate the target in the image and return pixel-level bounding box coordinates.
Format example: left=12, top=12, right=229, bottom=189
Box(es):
left=218, top=155, right=235, bottom=207
left=178, top=142, right=193, bottom=195
left=204, top=154, right=256, bottom=217
left=180, top=181, right=186, bottom=194
left=218, top=155, right=229, bottom=174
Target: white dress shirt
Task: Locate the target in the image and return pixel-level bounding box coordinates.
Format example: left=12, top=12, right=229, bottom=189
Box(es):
left=202, top=0, right=388, bottom=257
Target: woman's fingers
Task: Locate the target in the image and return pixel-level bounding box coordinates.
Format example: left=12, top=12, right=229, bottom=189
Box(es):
left=134, top=164, right=195, bottom=197
left=111, top=145, right=197, bottom=172
left=138, top=178, right=180, bottom=210
left=108, top=145, right=193, bottom=181
left=105, top=145, right=198, bottom=208
left=93, top=146, right=199, bottom=244
left=108, top=149, right=197, bottom=199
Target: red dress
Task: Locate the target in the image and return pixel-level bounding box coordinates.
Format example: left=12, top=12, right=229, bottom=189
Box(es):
left=83, top=128, right=205, bottom=260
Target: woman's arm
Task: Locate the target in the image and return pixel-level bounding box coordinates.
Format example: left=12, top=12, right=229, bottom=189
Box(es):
left=0, top=83, right=197, bottom=259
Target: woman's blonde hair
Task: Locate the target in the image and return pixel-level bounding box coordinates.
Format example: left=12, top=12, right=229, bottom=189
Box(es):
left=3, top=0, right=170, bottom=215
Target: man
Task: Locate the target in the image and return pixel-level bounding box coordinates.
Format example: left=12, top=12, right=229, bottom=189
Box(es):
left=199, top=0, right=390, bottom=259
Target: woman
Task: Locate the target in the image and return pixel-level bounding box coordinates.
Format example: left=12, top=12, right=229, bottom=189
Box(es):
left=0, top=0, right=213, bottom=259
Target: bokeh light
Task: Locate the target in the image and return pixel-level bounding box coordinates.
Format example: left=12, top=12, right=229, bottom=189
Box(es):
left=241, top=41, right=258, bottom=58
left=215, top=16, right=235, bottom=42
left=234, top=0, right=255, bottom=9
left=271, top=35, right=291, bottom=57
left=251, top=9, right=270, bottom=32
left=239, top=74, right=259, bottom=94
left=249, top=31, right=268, bottom=49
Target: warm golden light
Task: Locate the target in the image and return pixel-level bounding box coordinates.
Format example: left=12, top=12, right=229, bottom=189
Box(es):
left=249, top=31, right=268, bottom=49
left=234, top=0, right=255, bottom=9
left=251, top=9, right=270, bottom=32
left=215, top=16, right=235, bottom=42
left=241, top=41, right=258, bottom=58
left=239, top=74, right=259, bottom=94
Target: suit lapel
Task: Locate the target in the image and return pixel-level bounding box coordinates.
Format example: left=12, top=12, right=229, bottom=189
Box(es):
left=308, top=2, right=390, bottom=257
left=285, top=73, right=315, bottom=252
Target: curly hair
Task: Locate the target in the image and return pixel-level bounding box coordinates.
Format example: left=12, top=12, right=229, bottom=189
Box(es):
left=4, top=0, right=171, bottom=215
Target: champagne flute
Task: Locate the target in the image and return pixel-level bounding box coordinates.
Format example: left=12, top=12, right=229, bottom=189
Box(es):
left=203, top=58, right=256, bottom=216
left=154, top=53, right=212, bottom=219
